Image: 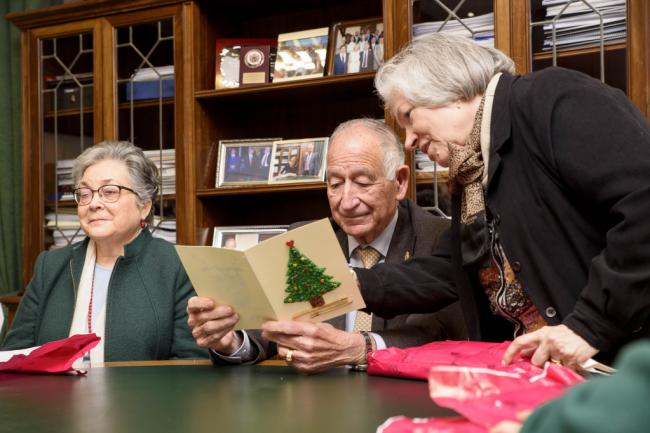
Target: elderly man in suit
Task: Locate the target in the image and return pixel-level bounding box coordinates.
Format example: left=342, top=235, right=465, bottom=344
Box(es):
left=187, top=118, right=466, bottom=373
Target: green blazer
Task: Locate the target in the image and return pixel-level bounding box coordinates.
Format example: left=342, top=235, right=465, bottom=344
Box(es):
left=2, top=230, right=208, bottom=361
left=521, top=341, right=650, bottom=433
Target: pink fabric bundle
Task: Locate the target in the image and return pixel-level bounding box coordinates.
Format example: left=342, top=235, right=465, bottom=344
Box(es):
left=0, top=334, right=100, bottom=374
left=370, top=341, right=584, bottom=432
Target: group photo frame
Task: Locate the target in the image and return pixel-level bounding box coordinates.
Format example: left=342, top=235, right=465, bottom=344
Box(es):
left=213, top=225, right=289, bottom=250
left=216, top=138, right=280, bottom=187
left=327, top=17, right=384, bottom=76
left=269, top=137, right=329, bottom=184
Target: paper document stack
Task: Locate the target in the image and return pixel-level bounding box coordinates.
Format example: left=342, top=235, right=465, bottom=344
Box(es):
left=45, top=210, right=85, bottom=248
left=413, top=12, right=494, bottom=47
left=55, top=158, right=75, bottom=201
left=143, top=148, right=176, bottom=195
left=150, top=217, right=177, bottom=244
left=415, top=149, right=448, bottom=174
left=541, top=0, right=626, bottom=51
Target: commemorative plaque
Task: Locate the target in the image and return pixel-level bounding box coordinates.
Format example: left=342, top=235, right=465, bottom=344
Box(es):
left=239, top=45, right=271, bottom=86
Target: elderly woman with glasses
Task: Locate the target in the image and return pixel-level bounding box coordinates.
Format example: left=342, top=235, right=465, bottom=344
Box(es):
left=354, top=33, right=650, bottom=369
left=2, top=141, right=207, bottom=363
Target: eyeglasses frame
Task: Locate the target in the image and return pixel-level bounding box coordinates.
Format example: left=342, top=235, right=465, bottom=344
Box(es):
left=72, top=184, right=138, bottom=206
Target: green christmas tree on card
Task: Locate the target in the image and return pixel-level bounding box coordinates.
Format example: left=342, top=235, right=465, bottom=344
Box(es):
left=284, top=240, right=341, bottom=308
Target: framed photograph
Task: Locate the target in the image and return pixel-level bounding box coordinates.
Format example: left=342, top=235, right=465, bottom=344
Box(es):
left=273, top=27, right=329, bottom=82
left=327, top=18, right=384, bottom=76
left=216, top=138, right=280, bottom=187
left=269, top=137, right=328, bottom=184
left=213, top=225, right=289, bottom=250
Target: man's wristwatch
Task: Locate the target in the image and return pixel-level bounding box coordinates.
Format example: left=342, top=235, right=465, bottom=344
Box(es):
left=351, top=331, right=374, bottom=372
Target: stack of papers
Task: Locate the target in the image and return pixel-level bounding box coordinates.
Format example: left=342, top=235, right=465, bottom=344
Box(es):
left=45, top=210, right=85, bottom=249
left=143, top=148, right=176, bottom=195
left=541, top=0, right=626, bottom=51
left=132, top=65, right=174, bottom=82
left=55, top=158, right=75, bottom=201
left=150, top=217, right=177, bottom=244
left=414, top=149, right=448, bottom=173
left=413, top=12, right=494, bottom=47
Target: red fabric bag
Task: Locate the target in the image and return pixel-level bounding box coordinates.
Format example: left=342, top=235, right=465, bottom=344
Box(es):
left=369, top=341, right=584, bottom=432
left=0, top=334, right=100, bottom=374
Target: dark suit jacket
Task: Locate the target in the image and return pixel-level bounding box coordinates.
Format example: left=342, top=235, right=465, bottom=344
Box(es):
left=333, top=53, right=347, bottom=75
left=214, top=199, right=467, bottom=364
left=357, top=68, right=650, bottom=362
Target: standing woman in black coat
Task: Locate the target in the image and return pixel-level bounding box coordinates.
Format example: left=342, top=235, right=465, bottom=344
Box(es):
left=355, top=32, right=650, bottom=368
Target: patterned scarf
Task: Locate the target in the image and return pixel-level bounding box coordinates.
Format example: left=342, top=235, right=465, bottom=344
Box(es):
left=448, top=95, right=487, bottom=225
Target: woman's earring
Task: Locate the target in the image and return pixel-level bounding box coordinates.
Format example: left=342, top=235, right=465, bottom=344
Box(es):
left=140, top=220, right=146, bottom=229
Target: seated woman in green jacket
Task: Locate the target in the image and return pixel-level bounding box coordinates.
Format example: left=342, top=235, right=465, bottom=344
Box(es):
left=2, top=141, right=207, bottom=364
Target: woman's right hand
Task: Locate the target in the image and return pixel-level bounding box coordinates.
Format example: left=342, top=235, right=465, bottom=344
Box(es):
left=187, top=296, right=241, bottom=354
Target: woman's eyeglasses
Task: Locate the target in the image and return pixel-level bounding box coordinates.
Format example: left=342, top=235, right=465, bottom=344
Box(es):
left=73, top=185, right=137, bottom=206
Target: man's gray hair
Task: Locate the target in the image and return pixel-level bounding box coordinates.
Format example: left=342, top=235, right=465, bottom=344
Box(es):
left=330, top=118, right=404, bottom=180
left=72, top=141, right=159, bottom=222
left=375, top=33, right=515, bottom=109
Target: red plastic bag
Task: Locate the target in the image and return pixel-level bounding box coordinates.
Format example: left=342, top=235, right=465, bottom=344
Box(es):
left=369, top=341, right=515, bottom=380
left=370, top=341, right=584, bottom=432
left=377, top=416, right=486, bottom=433
left=0, top=334, right=100, bottom=374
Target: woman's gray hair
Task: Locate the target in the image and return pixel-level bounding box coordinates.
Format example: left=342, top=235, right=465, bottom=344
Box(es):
left=330, top=118, right=404, bottom=180
left=72, top=141, right=160, bottom=223
left=375, top=33, right=515, bottom=109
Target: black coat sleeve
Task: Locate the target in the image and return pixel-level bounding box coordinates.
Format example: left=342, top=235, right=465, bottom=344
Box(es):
left=356, top=227, right=459, bottom=319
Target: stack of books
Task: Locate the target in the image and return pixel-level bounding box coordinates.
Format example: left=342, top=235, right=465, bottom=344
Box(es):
left=541, top=0, right=626, bottom=51
left=412, top=12, right=494, bottom=47
left=143, top=148, right=176, bottom=195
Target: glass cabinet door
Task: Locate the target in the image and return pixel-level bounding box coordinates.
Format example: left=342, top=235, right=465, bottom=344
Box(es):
left=410, top=0, right=495, bottom=217
left=115, top=18, right=176, bottom=243
left=41, top=32, right=94, bottom=250
left=528, top=0, right=627, bottom=92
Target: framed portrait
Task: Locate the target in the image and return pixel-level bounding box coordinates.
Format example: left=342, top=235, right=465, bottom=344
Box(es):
left=327, top=18, right=384, bottom=76
left=216, top=138, right=280, bottom=187
left=268, top=137, right=329, bottom=184
left=273, top=27, right=329, bottom=82
left=212, top=225, right=289, bottom=250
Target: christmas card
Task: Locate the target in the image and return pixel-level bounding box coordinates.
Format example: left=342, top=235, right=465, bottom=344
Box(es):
left=176, top=219, right=365, bottom=328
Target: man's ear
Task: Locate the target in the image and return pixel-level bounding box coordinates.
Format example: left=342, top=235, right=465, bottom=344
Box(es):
left=394, top=164, right=410, bottom=201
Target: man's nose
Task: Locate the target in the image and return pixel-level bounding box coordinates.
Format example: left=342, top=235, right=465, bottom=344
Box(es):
left=339, top=183, right=360, bottom=210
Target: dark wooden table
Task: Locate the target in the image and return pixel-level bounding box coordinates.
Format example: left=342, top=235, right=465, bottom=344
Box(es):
left=0, top=361, right=455, bottom=433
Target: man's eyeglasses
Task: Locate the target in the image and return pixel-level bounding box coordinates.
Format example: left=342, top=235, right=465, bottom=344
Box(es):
left=73, top=185, right=137, bottom=206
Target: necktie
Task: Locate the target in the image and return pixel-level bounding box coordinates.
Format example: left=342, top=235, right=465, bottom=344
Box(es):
left=352, top=246, right=381, bottom=332
left=356, top=245, right=381, bottom=268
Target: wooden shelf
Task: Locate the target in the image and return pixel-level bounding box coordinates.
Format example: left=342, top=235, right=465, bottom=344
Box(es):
left=197, top=183, right=326, bottom=197
left=416, top=170, right=448, bottom=185
left=195, top=72, right=375, bottom=100
left=117, top=98, right=174, bottom=110
left=533, top=42, right=626, bottom=60
left=44, top=106, right=93, bottom=118
left=43, top=98, right=173, bottom=118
